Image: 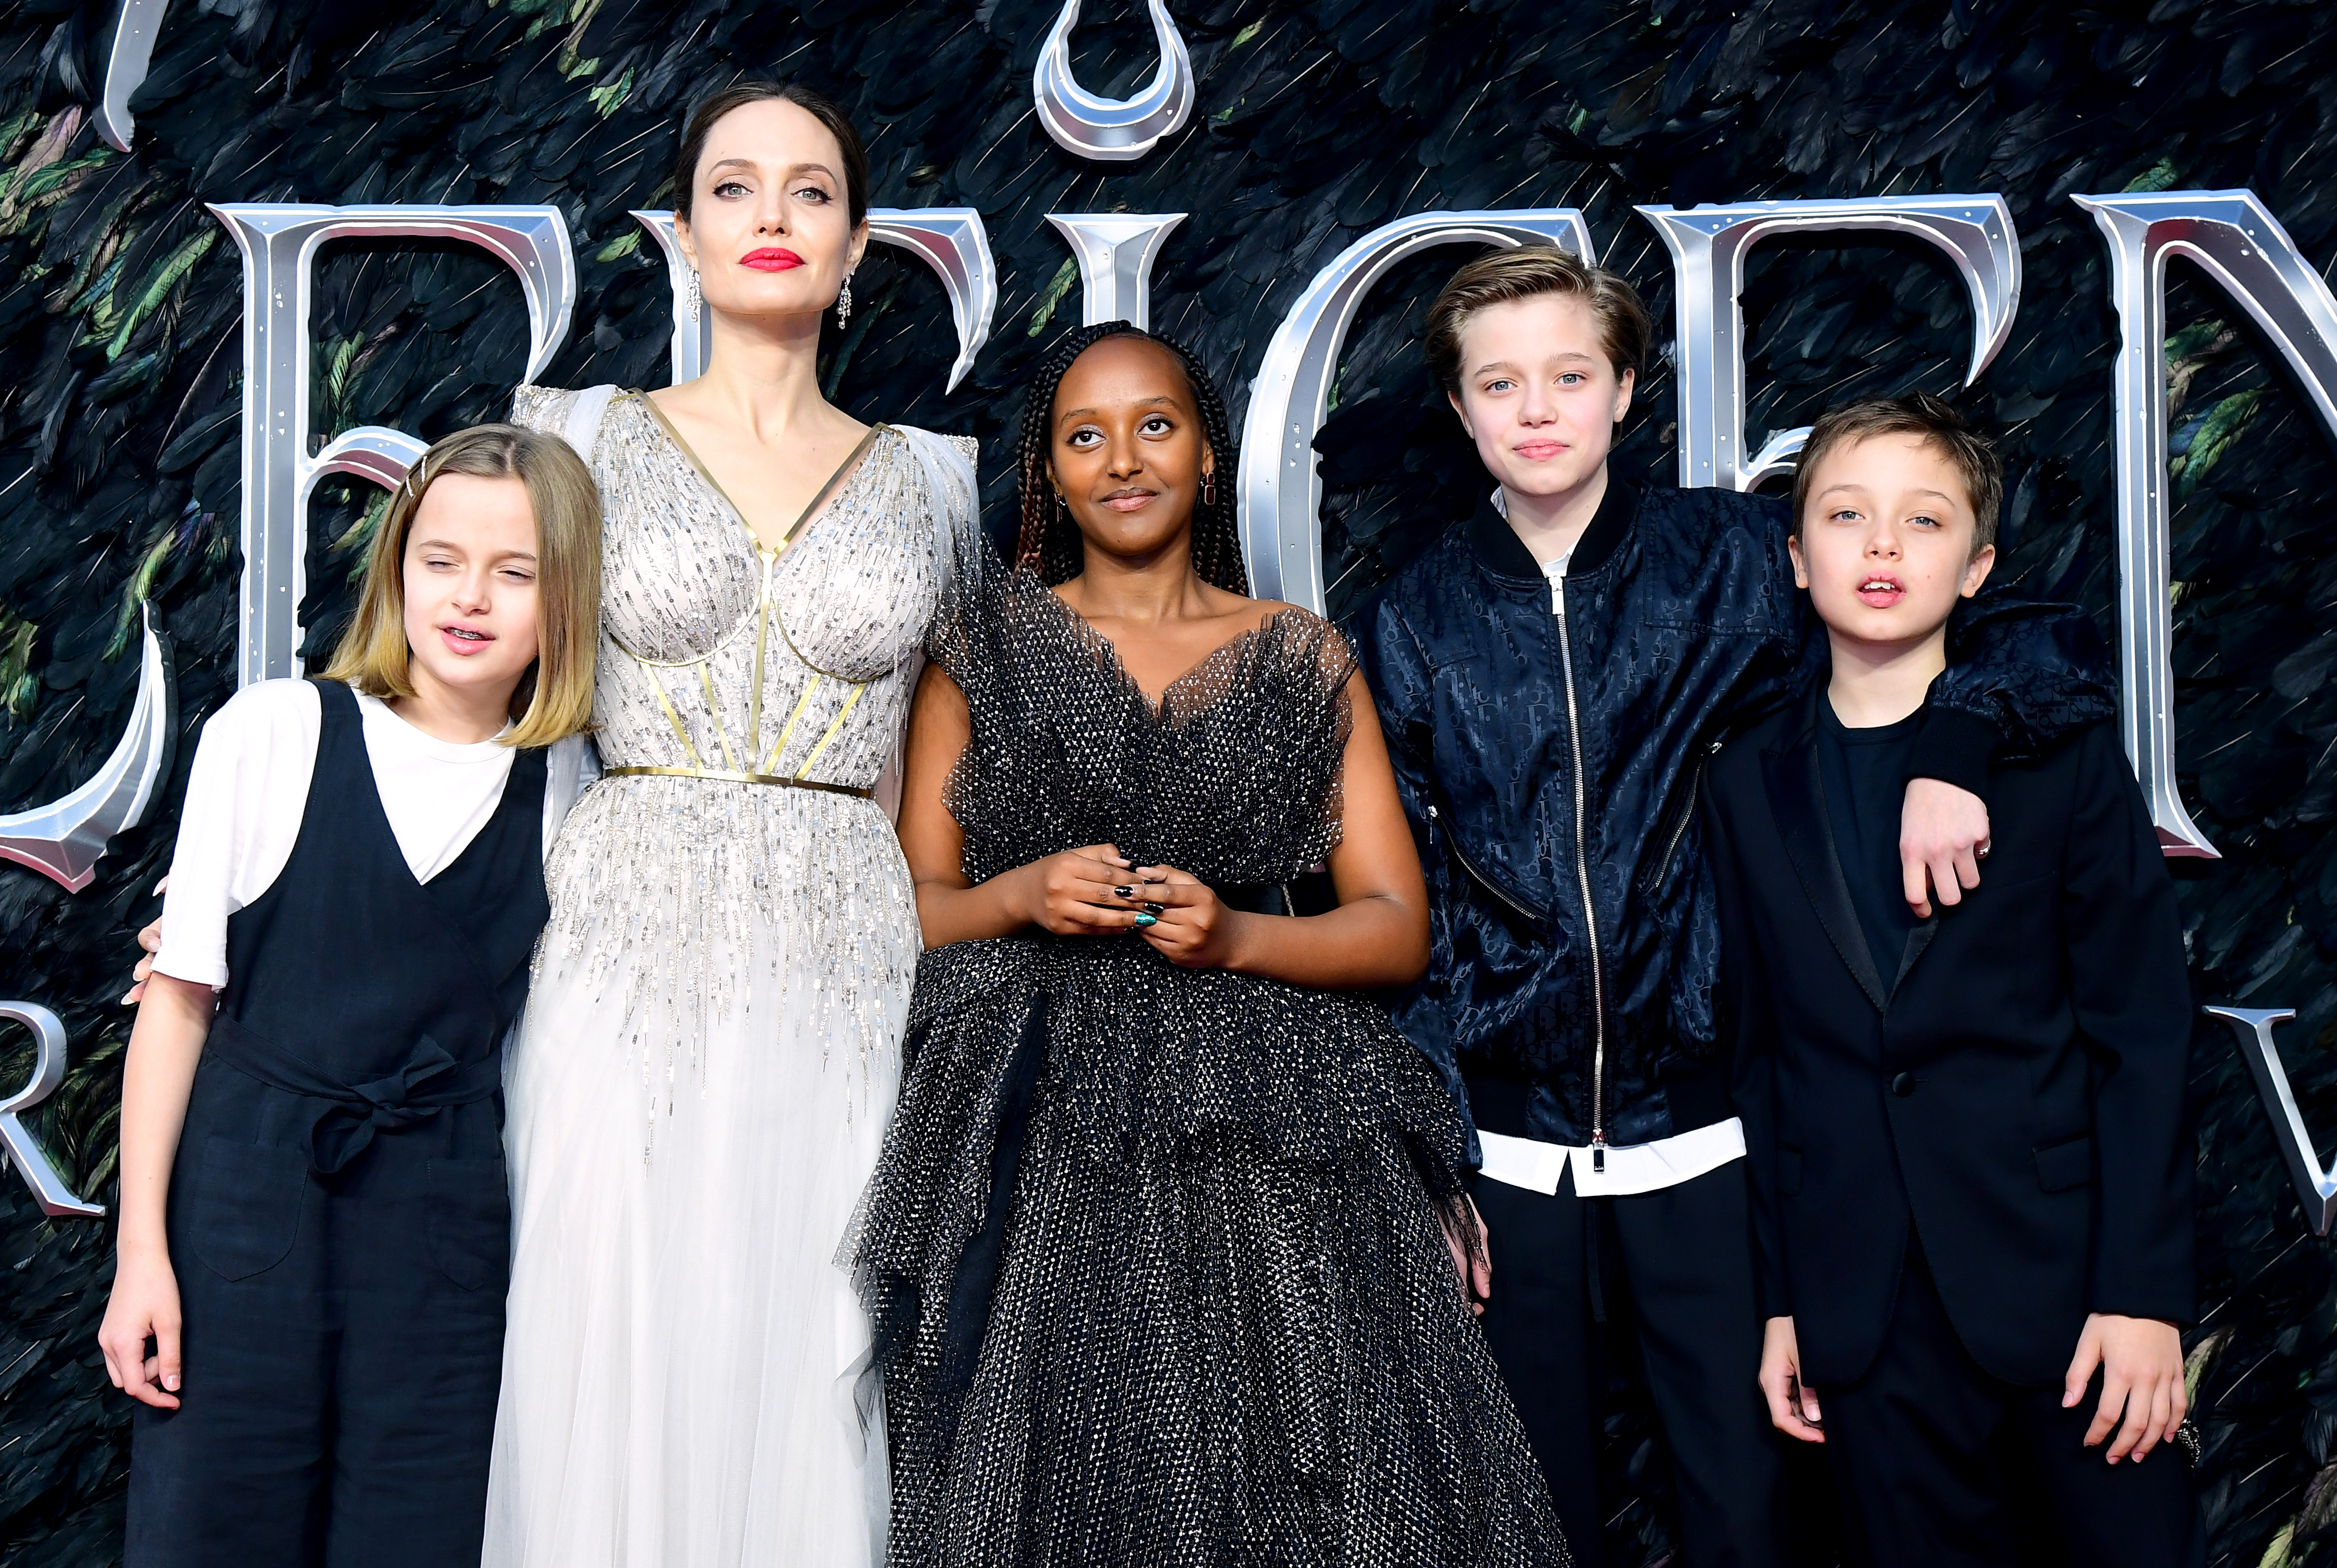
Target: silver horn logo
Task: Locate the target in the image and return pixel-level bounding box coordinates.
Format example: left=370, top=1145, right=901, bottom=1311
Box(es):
left=1032, top=0, right=1196, bottom=162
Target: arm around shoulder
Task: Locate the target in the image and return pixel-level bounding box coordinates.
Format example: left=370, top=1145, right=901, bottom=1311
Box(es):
left=1931, top=593, right=2117, bottom=758
left=1701, top=752, right=1793, bottom=1321
left=2064, top=722, right=2195, bottom=1325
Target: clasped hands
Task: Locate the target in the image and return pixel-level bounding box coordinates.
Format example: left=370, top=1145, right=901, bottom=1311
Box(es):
left=1010, top=844, right=1239, bottom=968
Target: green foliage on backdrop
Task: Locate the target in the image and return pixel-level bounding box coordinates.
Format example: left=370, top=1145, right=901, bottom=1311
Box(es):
left=2, top=1, right=2336, bottom=1563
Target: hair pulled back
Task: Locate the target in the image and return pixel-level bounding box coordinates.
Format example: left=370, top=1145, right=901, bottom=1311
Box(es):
left=1424, top=245, right=1652, bottom=394
left=1013, top=322, right=1248, bottom=596
left=671, top=79, right=870, bottom=229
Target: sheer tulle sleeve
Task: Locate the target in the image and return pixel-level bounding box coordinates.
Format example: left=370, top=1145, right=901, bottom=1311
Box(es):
left=875, top=427, right=988, bottom=821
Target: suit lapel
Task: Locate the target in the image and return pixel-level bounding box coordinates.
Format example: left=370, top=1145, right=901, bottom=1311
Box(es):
left=1762, top=694, right=1890, bottom=1013
left=1890, top=914, right=1940, bottom=1000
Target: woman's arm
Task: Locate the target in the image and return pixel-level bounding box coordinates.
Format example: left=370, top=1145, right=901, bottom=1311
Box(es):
left=97, top=973, right=214, bottom=1408
left=1137, top=669, right=1430, bottom=990
left=897, top=662, right=1151, bottom=948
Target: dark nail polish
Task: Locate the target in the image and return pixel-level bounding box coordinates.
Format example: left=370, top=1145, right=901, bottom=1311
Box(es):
left=1114, top=885, right=1134, bottom=898
left=1144, top=902, right=1164, bottom=915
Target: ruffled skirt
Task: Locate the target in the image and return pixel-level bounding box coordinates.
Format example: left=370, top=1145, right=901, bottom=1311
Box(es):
left=849, top=936, right=1566, bottom=1568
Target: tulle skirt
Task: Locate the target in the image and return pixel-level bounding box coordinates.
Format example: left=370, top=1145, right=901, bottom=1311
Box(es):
left=849, top=936, right=1568, bottom=1568
left=482, top=778, right=918, bottom=1568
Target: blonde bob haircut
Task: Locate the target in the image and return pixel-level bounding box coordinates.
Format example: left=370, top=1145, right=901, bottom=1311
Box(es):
left=320, top=423, right=600, bottom=748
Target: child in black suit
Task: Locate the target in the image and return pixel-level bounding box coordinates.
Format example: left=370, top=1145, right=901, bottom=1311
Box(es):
left=1699, top=394, right=2202, bottom=1567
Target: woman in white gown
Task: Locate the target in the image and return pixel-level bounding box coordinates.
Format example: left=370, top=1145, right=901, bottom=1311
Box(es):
left=482, top=82, right=980, bottom=1567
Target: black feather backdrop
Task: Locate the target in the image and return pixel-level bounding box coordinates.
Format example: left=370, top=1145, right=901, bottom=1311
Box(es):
left=3, top=2, right=2336, bottom=1564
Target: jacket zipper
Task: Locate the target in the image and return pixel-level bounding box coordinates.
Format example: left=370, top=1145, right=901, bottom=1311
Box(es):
left=1653, top=737, right=1725, bottom=889
left=1552, top=574, right=1609, bottom=1172
left=1425, top=801, right=1544, bottom=929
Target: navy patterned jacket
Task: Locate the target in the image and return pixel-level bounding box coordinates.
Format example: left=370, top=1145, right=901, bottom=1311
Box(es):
left=1354, top=478, right=2115, bottom=1164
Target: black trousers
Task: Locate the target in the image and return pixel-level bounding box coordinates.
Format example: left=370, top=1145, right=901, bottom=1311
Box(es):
left=1814, top=1241, right=2204, bottom=1568
left=1475, top=1158, right=1783, bottom=1568
left=125, top=1069, right=509, bottom=1568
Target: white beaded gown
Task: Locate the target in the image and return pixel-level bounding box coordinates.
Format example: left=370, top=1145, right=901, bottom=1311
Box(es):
left=483, top=387, right=980, bottom=1568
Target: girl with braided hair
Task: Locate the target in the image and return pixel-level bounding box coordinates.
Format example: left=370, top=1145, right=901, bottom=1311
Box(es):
left=848, top=323, right=1566, bottom=1566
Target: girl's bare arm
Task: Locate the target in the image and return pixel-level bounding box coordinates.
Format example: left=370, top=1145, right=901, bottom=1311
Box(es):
left=896, top=663, right=1150, bottom=949
left=97, top=974, right=213, bottom=1408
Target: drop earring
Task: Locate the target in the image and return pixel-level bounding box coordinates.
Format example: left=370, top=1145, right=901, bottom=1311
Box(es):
left=836, top=273, right=854, bottom=326
left=1202, top=470, right=1216, bottom=507
left=685, top=267, right=701, bottom=324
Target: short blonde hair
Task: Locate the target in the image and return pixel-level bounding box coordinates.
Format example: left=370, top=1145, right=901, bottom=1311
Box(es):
left=1424, top=246, right=1654, bottom=396
left=321, top=424, right=600, bottom=747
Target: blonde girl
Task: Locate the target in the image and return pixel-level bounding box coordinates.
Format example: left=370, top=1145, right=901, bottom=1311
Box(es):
left=99, top=425, right=600, bottom=1568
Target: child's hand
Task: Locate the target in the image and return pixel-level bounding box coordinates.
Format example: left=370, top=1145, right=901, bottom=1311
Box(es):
left=1009, top=846, right=1148, bottom=936
left=2064, top=1312, right=2185, bottom=1462
left=1130, top=865, right=1247, bottom=970
left=1440, top=1194, right=1491, bottom=1316
left=1900, top=779, right=1989, bottom=919
left=122, top=876, right=168, bottom=1006
left=1759, top=1315, right=1824, bottom=1442
left=99, top=1247, right=184, bottom=1409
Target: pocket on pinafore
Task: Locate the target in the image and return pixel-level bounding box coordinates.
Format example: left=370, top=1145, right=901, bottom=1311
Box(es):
left=426, top=1157, right=511, bottom=1292
left=188, top=1137, right=310, bottom=1281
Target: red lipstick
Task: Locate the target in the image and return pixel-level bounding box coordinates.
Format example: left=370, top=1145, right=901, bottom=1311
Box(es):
left=740, top=247, right=804, bottom=271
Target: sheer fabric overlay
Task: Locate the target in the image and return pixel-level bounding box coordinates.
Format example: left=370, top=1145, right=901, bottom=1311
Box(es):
left=486, top=388, right=983, bottom=1568
left=846, top=568, right=1567, bottom=1567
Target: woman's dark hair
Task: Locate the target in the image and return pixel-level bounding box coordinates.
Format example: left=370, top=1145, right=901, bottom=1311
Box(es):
left=671, top=80, right=870, bottom=229
left=1013, top=322, right=1248, bottom=595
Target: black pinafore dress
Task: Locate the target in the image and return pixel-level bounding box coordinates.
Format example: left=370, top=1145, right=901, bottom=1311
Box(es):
left=126, top=680, right=549, bottom=1568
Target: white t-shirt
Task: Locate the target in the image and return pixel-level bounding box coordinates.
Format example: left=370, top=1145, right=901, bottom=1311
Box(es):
left=153, top=681, right=584, bottom=989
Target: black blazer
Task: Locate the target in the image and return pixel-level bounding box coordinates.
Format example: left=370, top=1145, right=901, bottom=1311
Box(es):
left=1701, top=688, right=2194, bottom=1388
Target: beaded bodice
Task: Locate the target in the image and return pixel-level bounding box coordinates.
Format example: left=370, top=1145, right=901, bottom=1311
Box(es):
left=511, top=387, right=977, bottom=792
left=938, top=569, right=1355, bottom=890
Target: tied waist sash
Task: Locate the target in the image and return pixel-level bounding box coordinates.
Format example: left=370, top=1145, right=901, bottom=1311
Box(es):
left=203, top=1014, right=501, bottom=1177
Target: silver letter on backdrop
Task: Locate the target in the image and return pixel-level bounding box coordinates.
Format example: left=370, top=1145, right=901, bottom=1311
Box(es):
left=0, top=1004, right=102, bottom=1217
left=2070, top=189, right=2337, bottom=859
left=1032, top=0, right=1195, bottom=162
left=1238, top=209, right=1595, bottom=611
left=0, top=602, right=173, bottom=893
left=97, top=0, right=170, bottom=152
left=1636, top=196, right=2021, bottom=492
left=1046, top=213, right=1185, bottom=329
left=206, top=204, right=575, bottom=687
left=2209, top=1006, right=2337, bottom=1236
left=630, top=209, right=995, bottom=392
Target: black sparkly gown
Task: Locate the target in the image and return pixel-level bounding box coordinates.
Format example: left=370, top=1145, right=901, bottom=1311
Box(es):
left=849, top=569, right=1566, bottom=1568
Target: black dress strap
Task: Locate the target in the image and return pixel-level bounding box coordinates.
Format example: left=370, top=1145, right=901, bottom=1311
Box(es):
left=212, top=680, right=549, bottom=1171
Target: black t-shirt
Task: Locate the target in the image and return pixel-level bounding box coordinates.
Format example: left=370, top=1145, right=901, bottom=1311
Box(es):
left=1815, top=698, right=1923, bottom=985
